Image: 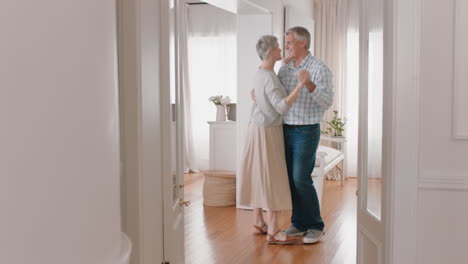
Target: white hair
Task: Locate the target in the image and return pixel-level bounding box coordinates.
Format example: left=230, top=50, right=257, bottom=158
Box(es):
left=286, top=26, right=311, bottom=50
left=256, top=35, right=279, bottom=61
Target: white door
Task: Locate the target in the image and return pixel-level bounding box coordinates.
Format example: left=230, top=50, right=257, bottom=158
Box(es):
left=357, top=0, right=386, bottom=262
left=162, top=0, right=187, bottom=263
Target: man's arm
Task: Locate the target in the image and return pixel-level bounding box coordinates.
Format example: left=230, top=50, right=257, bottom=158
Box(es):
left=309, top=67, right=334, bottom=110
left=251, top=88, right=256, bottom=103
left=305, top=80, right=316, bottom=93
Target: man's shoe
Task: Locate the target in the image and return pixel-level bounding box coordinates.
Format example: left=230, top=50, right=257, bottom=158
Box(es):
left=284, top=225, right=307, bottom=237
left=303, top=229, right=324, bottom=244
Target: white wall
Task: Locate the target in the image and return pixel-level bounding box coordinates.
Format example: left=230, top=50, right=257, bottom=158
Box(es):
left=283, top=0, right=314, bottom=20
left=251, top=0, right=315, bottom=35
left=250, top=0, right=285, bottom=46
left=284, top=6, right=315, bottom=55
left=204, top=0, right=238, bottom=13
left=417, top=0, right=468, bottom=262
left=419, top=0, right=468, bottom=176
left=0, top=1, right=124, bottom=264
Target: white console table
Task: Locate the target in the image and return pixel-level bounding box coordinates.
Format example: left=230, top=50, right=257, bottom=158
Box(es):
left=208, top=121, right=237, bottom=171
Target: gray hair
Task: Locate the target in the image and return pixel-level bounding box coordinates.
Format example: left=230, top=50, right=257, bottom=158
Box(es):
left=286, top=26, right=311, bottom=50
left=256, top=35, right=279, bottom=61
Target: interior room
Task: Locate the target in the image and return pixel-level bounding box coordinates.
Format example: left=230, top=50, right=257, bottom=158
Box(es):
left=4, top=0, right=467, bottom=263
left=179, top=0, right=383, bottom=263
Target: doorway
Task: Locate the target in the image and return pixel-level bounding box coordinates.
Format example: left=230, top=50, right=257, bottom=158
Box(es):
left=177, top=0, right=385, bottom=264
left=117, top=0, right=395, bottom=263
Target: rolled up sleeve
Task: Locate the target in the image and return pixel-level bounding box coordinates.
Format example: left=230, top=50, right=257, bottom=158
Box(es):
left=310, top=67, right=334, bottom=111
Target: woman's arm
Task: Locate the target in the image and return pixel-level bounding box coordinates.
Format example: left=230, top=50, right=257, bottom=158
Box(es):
left=266, top=70, right=309, bottom=115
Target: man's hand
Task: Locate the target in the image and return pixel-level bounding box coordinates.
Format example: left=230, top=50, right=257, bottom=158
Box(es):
left=305, top=79, right=316, bottom=93
left=251, top=88, right=256, bottom=103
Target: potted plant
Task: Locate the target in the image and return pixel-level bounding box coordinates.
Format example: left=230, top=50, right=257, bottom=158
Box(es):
left=321, top=110, right=346, bottom=137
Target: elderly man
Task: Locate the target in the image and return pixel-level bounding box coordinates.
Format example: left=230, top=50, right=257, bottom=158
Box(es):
left=278, top=26, right=334, bottom=244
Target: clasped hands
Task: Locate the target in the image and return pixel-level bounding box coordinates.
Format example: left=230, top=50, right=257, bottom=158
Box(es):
left=251, top=69, right=315, bottom=103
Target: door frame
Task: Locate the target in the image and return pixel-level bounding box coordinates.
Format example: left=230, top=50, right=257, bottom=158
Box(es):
left=160, top=0, right=186, bottom=263
left=117, top=0, right=165, bottom=263
left=357, top=0, right=386, bottom=262
left=383, top=0, right=420, bottom=263
left=118, top=0, right=422, bottom=263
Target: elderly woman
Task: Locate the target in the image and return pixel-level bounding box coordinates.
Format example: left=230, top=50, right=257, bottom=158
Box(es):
left=238, top=35, right=309, bottom=244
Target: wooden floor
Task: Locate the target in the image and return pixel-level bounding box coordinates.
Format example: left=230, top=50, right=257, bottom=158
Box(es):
left=184, top=173, right=358, bottom=264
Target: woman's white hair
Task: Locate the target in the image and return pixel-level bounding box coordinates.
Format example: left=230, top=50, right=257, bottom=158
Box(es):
left=256, top=35, right=279, bottom=61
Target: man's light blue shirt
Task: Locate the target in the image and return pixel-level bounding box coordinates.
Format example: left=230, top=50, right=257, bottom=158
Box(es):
left=278, top=53, right=334, bottom=125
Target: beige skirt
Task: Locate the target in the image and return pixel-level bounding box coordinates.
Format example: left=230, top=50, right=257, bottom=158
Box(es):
left=238, top=122, right=292, bottom=211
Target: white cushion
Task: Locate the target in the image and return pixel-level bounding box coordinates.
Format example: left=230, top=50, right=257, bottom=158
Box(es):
left=315, top=146, right=342, bottom=167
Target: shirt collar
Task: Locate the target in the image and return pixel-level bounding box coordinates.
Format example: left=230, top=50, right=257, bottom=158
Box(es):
left=287, top=52, right=313, bottom=70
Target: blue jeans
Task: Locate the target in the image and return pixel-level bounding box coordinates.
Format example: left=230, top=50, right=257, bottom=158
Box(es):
left=283, top=124, right=324, bottom=231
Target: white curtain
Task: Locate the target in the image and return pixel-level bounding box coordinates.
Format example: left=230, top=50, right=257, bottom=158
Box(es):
left=344, top=0, right=359, bottom=178
left=366, top=0, right=384, bottom=178
left=314, top=0, right=351, bottom=177
left=314, top=0, right=347, bottom=122
left=185, top=4, right=237, bottom=171
left=313, top=0, right=382, bottom=179
left=344, top=0, right=383, bottom=179
left=180, top=4, right=196, bottom=172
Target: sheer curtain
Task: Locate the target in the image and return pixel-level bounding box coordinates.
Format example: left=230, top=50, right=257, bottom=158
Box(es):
left=314, top=0, right=347, bottom=123
left=366, top=0, right=384, bottom=179
left=185, top=4, right=237, bottom=171
left=180, top=4, right=196, bottom=172
left=313, top=0, right=382, bottom=179
left=314, top=0, right=349, bottom=177
left=344, top=0, right=359, bottom=178
left=345, top=0, right=383, bottom=179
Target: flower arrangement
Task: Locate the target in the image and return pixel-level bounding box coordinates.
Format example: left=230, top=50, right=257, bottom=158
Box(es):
left=321, top=110, right=346, bottom=137
left=209, top=95, right=231, bottom=106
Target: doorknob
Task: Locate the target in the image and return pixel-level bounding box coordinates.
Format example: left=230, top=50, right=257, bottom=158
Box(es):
left=355, top=190, right=359, bottom=196
left=180, top=200, right=191, bottom=207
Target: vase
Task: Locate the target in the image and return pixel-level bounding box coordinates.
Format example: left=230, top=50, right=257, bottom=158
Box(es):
left=216, top=105, right=226, bottom=121
left=226, top=103, right=236, bottom=121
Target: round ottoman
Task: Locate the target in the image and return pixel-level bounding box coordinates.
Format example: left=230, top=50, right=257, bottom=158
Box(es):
left=202, top=170, right=236, bottom=206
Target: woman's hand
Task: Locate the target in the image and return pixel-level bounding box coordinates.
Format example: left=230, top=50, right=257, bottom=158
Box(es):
left=297, top=70, right=309, bottom=86
left=285, top=70, right=310, bottom=106
left=283, top=50, right=296, bottom=64
left=283, top=54, right=293, bottom=64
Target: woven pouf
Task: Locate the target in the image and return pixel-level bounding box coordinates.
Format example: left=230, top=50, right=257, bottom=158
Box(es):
left=202, top=170, right=236, bottom=206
